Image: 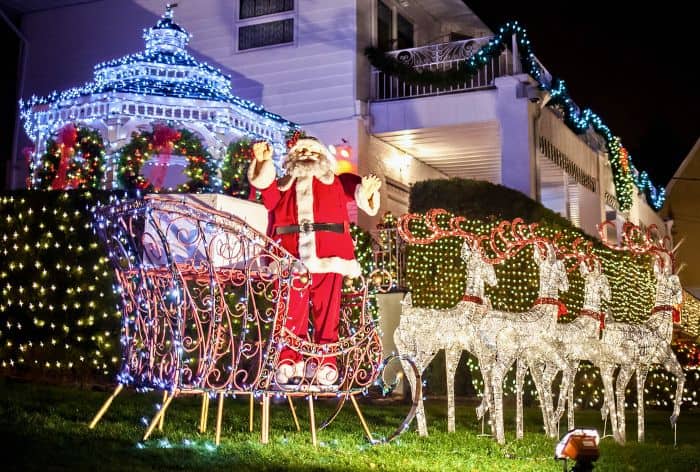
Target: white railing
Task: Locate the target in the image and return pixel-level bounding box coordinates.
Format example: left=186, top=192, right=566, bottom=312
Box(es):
left=370, top=35, right=519, bottom=101
left=370, top=227, right=407, bottom=290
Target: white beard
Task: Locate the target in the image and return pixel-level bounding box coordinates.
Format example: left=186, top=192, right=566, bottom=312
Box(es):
left=285, top=154, right=334, bottom=180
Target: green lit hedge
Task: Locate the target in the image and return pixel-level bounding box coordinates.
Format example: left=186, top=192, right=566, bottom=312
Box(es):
left=0, top=190, right=377, bottom=382
left=405, top=179, right=698, bottom=409
left=0, top=190, right=120, bottom=382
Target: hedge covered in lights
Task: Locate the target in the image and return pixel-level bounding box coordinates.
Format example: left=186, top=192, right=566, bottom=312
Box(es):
left=0, top=190, right=377, bottom=382
left=406, top=179, right=699, bottom=409
left=0, top=191, right=120, bottom=381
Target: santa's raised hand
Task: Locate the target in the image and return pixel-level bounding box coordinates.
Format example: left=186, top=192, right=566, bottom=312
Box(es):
left=252, top=141, right=272, bottom=162
left=359, top=174, right=382, bottom=203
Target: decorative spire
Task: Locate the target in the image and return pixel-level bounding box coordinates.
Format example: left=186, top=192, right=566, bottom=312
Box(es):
left=144, top=3, right=190, bottom=53
left=165, top=3, right=178, bottom=19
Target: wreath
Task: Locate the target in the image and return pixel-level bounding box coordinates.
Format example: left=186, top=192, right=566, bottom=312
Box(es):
left=117, top=124, right=215, bottom=193
left=36, top=124, right=105, bottom=190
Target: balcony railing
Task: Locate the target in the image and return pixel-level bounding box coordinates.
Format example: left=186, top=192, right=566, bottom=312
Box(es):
left=370, top=227, right=407, bottom=290
left=370, top=35, right=519, bottom=101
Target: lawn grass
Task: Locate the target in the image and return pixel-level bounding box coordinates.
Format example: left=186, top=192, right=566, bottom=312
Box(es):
left=1, top=377, right=698, bottom=471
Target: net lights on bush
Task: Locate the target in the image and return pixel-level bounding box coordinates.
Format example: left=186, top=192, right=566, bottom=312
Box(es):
left=396, top=209, right=690, bottom=444
left=0, top=192, right=119, bottom=376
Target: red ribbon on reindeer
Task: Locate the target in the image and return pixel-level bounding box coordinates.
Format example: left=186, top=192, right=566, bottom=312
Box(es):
left=51, top=124, right=78, bottom=190
left=651, top=304, right=682, bottom=324
left=580, top=309, right=606, bottom=330
left=534, top=297, right=569, bottom=318
left=150, top=124, right=181, bottom=189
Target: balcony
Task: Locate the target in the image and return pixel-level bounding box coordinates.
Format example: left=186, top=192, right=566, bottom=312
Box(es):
left=370, top=35, right=553, bottom=102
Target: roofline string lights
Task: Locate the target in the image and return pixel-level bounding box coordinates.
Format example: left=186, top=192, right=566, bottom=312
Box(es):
left=366, top=21, right=666, bottom=211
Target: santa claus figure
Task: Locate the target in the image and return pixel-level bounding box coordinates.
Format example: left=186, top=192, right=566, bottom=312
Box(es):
left=248, top=137, right=381, bottom=385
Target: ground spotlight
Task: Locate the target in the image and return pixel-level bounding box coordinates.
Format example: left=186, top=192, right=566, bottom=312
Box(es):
left=554, top=428, right=600, bottom=472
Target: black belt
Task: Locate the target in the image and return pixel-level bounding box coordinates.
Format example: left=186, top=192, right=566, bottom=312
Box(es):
left=275, top=222, right=346, bottom=235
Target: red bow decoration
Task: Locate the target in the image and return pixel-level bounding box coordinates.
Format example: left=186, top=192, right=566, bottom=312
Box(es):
left=51, top=124, right=78, bottom=190
left=150, top=124, right=181, bottom=189
left=285, top=130, right=305, bottom=150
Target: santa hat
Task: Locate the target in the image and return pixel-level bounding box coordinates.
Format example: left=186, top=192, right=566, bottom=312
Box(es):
left=286, top=137, right=337, bottom=167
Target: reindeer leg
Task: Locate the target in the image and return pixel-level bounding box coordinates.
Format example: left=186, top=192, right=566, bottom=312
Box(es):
left=616, top=364, right=634, bottom=444
left=664, top=350, right=685, bottom=435
left=515, top=358, right=527, bottom=439
left=529, top=359, right=551, bottom=437
left=491, top=359, right=509, bottom=444
left=636, top=364, right=649, bottom=442
left=599, top=363, right=618, bottom=440
left=566, top=362, right=577, bottom=431
left=445, top=348, right=461, bottom=433
left=549, top=354, right=570, bottom=437
left=404, top=350, right=435, bottom=437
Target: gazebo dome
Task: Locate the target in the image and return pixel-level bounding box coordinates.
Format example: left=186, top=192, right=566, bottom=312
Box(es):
left=19, top=3, right=294, bottom=190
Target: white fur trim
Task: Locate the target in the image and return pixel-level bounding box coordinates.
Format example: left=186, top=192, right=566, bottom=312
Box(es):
left=295, top=176, right=361, bottom=277
left=354, top=184, right=380, bottom=216
left=247, top=159, right=276, bottom=190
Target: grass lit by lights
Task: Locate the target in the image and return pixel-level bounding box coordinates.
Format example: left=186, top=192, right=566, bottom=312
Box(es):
left=1, top=379, right=699, bottom=471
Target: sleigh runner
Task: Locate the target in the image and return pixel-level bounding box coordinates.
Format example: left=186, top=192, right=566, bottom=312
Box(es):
left=89, top=194, right=419, bottom=445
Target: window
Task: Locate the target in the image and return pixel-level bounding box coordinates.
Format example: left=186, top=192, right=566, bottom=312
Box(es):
left=237, top=0, right=295, bottom=51
left=396, top=13, right=414, bottom=49
left=377, top=1, right=393, bottom=50
left=239, top=0, right=294, bottom=19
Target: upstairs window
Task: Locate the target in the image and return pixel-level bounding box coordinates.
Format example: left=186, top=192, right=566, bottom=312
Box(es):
left=240, top=0, right=294, bottom=19
left=237, top=0, right=295, bottom=51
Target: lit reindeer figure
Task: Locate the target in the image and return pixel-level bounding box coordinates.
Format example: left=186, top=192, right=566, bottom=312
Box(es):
left=547, top=255, right=612, bottom=433
left=476, top=227, right=570, bottom=444
left=395, top=210, right=497, bottom=436
left=597, top=222, right=685, bottom=443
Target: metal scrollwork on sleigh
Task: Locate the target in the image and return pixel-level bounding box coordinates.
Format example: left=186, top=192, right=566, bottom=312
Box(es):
left=88, top=194, right=419, bottom=446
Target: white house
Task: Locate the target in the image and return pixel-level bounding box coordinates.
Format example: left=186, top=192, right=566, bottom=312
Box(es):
left=7, top=0, right=667, bottom=238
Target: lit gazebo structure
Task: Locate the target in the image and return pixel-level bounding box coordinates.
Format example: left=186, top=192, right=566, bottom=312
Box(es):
left=20, top=4, right=294, bottom=189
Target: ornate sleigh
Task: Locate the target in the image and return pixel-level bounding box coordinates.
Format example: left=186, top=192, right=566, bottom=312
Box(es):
left=88, top=194, right=419, bottom=445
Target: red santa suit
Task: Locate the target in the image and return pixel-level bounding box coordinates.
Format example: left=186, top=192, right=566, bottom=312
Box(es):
left=248, top=143, right=380, bottom=378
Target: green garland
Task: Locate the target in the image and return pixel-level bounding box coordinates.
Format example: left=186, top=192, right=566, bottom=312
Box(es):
left=117, top=126, right=215, bottom=193
left=36, top=125, right=105, bottom=191
left=221, top=138, right=254, bottom=198
left=365, top=21, right=665, bottom=211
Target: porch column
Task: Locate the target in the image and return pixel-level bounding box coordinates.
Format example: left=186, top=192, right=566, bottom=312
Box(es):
left=495, top=75, right=535, bottom=198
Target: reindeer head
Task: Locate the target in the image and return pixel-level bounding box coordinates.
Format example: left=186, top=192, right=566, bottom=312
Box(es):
left=535, top=243, right=569, bottom=297
left=580, top=258, right=611, bottom=311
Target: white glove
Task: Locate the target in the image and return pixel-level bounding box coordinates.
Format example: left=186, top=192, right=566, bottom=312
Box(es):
left=252, top=141, right=272, bottom=162
left=359, top=175, right=381, bottom=200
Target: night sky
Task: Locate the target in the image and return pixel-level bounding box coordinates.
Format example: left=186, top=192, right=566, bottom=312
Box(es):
left=466, top=0, right=699, bottom=187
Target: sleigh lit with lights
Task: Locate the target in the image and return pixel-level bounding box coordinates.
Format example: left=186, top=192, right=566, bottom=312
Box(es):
left=88, top=194, right=419, bottom=445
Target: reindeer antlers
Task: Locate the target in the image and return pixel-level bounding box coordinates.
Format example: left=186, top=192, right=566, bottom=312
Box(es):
left=597, top=219, right=675, bottom=271
left=398, top=209, right=557, bottom=264
left=398, top=209, right=477, bottom=244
